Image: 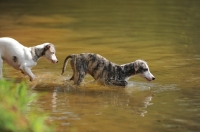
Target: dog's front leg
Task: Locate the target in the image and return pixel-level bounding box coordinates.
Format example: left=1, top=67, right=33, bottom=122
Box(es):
left=20, top=62, right=36, bottom=81
left=109, top=79, right=128, bottom=87
left=20, top=66, right=35, bottom=81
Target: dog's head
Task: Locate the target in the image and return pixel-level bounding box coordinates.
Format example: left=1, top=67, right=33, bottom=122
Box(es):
left=43, top=43, right=58, bottom=63
left=134, top=60, right=155, bottom=81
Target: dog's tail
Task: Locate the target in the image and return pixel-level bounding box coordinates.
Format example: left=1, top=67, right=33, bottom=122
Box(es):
left=61, top=54, right=73, bottom=75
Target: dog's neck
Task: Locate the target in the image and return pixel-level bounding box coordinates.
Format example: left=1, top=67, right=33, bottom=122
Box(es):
left=30, top=45, right=47, bottom=62
left=120, top=62, right=136, bottom=78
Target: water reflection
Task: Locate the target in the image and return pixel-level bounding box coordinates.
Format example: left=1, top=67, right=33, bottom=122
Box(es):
left=27, top=71, right=182, bottom=131
left=53, top=81, right=155, bottom=118
left=52, top=89, right=57, bottom=112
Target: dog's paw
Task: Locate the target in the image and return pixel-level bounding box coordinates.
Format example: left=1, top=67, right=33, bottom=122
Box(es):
left=30, top=75, right=36, bottom=81
left=30, top=78, right=33, bottom=81
left=20, top=69, right=25, bottom=74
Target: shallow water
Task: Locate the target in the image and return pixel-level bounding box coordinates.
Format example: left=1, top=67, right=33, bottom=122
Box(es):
left=0, top=0, right=200, bottom=131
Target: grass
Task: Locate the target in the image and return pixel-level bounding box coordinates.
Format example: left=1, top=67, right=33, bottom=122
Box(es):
left=0, top=79, right=53, bottom=132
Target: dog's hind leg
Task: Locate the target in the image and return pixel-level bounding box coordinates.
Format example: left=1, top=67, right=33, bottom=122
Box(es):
left=74, top=72, right=85, bottom=85
left=69, top=75, right=74, bottom=80
left=73, top=66, right=86, bottom=85
left=0, top=55, right=3, bottom=78
left=69, top=60, right=75, bottom=80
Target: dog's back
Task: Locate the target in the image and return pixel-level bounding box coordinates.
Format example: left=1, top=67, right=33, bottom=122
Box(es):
left=0, top=37, right=28, bottom=69
left=62, top=53, right=117, bottom=82
left=0, top=37, right=25, bottom=53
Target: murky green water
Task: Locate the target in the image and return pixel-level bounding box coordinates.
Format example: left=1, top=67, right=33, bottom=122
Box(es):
left=0, top=0, right=200, bottom=131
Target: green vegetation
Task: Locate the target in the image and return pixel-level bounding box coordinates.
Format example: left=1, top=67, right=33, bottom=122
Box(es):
left=0, top=79, right=53, bottom=132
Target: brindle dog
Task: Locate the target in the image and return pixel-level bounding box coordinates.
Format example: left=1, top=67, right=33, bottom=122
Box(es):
left=61, top=53, right=155, bottom=86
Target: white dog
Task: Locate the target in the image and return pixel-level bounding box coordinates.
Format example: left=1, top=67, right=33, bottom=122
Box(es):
left=0, top=37, right=58, bottom=81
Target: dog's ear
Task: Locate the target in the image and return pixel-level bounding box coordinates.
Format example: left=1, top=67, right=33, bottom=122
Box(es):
left=134, top=60, right=140, bottom=72
left=44, top=45, right=50, bottom=50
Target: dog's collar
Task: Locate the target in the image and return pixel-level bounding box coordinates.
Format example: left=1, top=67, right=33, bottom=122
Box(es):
left=31, top=47, right=45, bottom=62
left=30, top=48, right=38, bottom=62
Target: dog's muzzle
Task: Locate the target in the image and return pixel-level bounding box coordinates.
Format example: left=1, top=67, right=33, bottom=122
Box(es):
left=144, top=72, right=155, bottom=81
left=52, top=60, right=58, bottom=63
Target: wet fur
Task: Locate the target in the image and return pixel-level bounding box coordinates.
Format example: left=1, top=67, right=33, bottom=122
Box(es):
left=61, top=53, right=155, bottom=86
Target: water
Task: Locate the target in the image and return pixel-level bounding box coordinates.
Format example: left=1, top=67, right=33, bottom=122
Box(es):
left=0, top=0, right=200, bottom=131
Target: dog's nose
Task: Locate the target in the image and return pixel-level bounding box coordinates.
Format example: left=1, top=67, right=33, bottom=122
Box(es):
left=56, top=60, right=58, bottom=63
left=152, top=77, right=155, bottom=80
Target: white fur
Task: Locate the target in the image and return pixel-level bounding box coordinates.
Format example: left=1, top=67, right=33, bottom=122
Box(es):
left=0, top=37, right=58, bottom=81
left=138, top=61, right=155, bottom=81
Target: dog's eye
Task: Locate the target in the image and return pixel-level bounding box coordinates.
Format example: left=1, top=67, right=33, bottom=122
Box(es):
left=143, top=68, right=148, bottom=71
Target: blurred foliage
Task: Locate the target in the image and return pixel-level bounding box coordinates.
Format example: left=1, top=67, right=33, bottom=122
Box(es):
left=0, top=79, right=53, bottom=132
